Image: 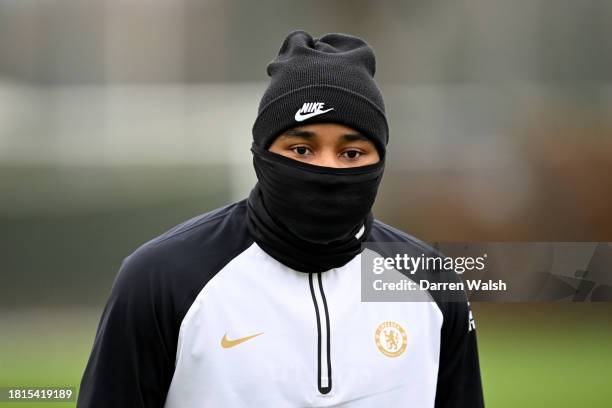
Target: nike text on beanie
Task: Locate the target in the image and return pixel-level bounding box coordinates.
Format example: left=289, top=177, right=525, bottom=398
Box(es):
left=252, top=30, right=389, bottom=157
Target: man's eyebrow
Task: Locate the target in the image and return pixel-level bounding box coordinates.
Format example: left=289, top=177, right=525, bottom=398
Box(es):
left=280, top=129, right=316, bottom=138
left=342, top=133, right=368, bottom=142
left=281, top=130, right=369, bottom=142
left=341, top=133, right=369, bottom=142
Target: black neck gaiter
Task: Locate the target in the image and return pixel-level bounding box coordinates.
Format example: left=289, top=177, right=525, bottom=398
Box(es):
left=246, top=143, right=385, bottom=273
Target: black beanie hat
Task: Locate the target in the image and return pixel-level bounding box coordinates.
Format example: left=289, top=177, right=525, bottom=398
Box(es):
left=252, top=30, right=389, bottom=156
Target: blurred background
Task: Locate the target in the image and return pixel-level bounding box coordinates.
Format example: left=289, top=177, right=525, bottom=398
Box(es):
left=1, top=0, right=611, bottom=406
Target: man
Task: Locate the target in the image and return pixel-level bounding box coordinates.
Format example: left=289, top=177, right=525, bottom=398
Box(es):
left=78, top=30, right=484, bottom=407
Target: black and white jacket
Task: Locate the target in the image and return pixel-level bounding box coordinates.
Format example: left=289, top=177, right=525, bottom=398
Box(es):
left=78, top=200, right=484, bottom=407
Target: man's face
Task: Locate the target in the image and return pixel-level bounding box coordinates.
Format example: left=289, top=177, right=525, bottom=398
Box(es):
left=268, top=123, right=380, bottom=168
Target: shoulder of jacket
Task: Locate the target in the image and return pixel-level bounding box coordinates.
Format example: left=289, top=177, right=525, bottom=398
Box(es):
left=370, top=219, right=439, bottom=256
left=119, top=199, right=251, bottom=282
left=369, top=219, right=468, bottom=310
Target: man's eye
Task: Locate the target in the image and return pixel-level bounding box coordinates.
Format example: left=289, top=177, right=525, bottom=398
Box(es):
left=342, top=150, right=362, bottom=159
left=292, top=146, right=311, bottom=155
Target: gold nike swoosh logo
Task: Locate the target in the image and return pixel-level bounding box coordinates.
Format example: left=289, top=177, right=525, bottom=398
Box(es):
left=220, top=332, right=263, bottom=349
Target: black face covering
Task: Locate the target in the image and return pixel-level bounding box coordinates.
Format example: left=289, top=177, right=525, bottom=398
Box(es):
left=246, top=143, right=385, bottom=273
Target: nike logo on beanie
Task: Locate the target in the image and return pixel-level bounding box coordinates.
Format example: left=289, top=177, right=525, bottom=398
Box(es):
left=294, top=102, right=334, bottom=122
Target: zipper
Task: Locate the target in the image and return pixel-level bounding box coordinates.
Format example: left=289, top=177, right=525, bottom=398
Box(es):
left=309, top=272, right=332, bottom=394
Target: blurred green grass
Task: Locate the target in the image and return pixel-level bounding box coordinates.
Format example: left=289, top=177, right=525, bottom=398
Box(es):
left=0, top=309, right=97, bottom=408
left=1, top=304, right=611, bottom=407
left=476, top=304, right=612, bottom=407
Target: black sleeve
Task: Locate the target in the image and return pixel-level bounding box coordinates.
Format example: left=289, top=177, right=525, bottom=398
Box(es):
left=435, top=300, right=485, bottom=408
left=76, top=201, right=253, bottom=407
left=77, top=248, right=176, bottom=408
